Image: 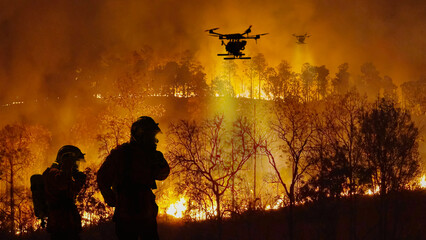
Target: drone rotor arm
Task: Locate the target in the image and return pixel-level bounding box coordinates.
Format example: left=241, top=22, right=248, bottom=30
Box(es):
left=245, top=33, right=267, bottom=40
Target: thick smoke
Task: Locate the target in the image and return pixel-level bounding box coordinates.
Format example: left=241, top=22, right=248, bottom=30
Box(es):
left=0, top=0, right=425, bottom=103
left=0, top=0, right=425, bottom=188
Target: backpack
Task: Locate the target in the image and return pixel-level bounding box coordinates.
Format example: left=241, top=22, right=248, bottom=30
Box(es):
left=30, top=174, right=48, bottom=227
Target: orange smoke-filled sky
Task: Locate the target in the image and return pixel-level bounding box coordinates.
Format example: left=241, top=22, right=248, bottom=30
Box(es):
left=0, top=0, right=425, bottom=103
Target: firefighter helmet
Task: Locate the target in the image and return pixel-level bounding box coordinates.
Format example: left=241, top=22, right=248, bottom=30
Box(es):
left=55, top=145, right=85, bottom=163
left=131, top=116, right=161, bottom=142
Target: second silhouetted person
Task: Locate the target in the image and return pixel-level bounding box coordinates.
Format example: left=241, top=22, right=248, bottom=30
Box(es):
left=97, top=116, right=170, bottom=240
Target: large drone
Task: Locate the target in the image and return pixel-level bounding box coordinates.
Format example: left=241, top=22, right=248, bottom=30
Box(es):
left=206, top=26, right=268, bottom=60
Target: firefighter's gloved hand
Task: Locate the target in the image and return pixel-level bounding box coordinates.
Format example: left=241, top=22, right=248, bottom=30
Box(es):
left=61, top=157, right=76, bottom=176
left=73, top=171, right=86, bottom=183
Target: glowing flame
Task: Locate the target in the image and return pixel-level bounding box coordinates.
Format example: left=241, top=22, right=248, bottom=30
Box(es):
left=266, top=195, right=285, bottom=210
left=80, top=210, right=113, bottom=227
left=166, top=197, right=187, bottom=218
left=419, top=175, right=426, bottom=188
left=81, top=211, right=92, bottom=227
left=366, top=185, right=380, bottom=195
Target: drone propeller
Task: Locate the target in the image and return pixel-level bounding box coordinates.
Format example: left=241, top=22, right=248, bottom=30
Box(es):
left=243, top=25, right=252, bottom=35
left=205, top=27, right=219, bottom=32
left=205, top=28, right=220, bottom=34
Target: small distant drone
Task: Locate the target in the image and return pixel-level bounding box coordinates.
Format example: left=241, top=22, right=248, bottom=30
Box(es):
left=206, top=26, right=268, bottom=60
left=293, top=33, right=311, bottom=44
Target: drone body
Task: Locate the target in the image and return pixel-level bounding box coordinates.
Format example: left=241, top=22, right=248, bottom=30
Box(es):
left=293, top=33, right=311, bottom=44
left=206, top=26, right=268, bottom=60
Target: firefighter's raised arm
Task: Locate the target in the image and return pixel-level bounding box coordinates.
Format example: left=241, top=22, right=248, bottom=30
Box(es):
left=152, top=151, right=170, bottom=181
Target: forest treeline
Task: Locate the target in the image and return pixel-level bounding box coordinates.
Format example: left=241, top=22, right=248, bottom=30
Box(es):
left=8, top=48, right=424, bottom=110
left=0, top=49, right=425, bottom=239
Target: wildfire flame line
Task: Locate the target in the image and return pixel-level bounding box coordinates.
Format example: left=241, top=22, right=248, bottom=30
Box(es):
left=164, top=175, right=426, bottom=219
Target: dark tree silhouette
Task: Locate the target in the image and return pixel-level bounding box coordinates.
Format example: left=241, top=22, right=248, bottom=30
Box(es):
left=252, top=53, right=268, bottom=99
left=360, top=62, right=382, bottom=99
left=382, top=75, right=397, bottom=100
left=151, top=61, right=180, bottom=96
left=359, top=97, right=420, bottom=240
left=359, top=98, right=420, bottom=195
left=148, top=54, right=209, bottom=98
left=263, top=60, right=294, bottom=100
left=315, top=65, right=329, bottom=100
left=401, top=76, right=426, bottom=114
left=263, top=67, right=279, bottom=100
left=333, top=63, right=350, bottom=94
left=300, top=63, right=317, bottom=102
left=243, top=58, right=258, bottom=98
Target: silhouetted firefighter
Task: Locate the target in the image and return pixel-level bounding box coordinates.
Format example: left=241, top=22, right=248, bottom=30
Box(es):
left=42, top=145, right=87, bottom=240
left=97, top=116, right=170, bottom=240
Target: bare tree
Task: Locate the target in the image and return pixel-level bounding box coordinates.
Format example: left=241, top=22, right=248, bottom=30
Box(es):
left=322, top=90, right=367, bottom=195
left=261, top=97, right=316, bottom=240
left=167, top=115, right=254, bottom=220
left=299, top=91, right=366, bottom=240
left=0, top=123, right=50, bottom=235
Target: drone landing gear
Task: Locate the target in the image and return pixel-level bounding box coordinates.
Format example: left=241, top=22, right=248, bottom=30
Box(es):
left=224, top=57, right=251, bottom=60
left=219, top=53, right=251, bottom=60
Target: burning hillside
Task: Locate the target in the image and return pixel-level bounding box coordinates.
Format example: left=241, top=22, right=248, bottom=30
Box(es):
left=1, top=0, right=426, bottom=239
